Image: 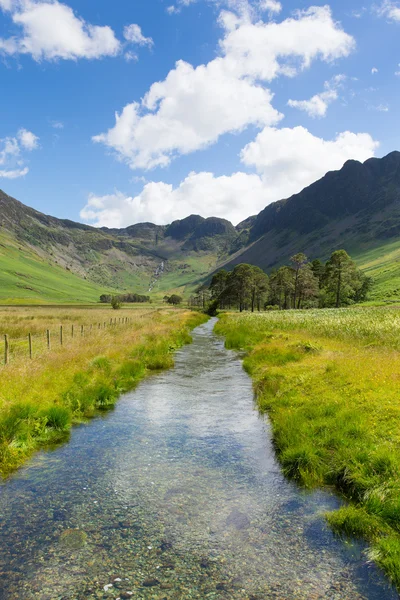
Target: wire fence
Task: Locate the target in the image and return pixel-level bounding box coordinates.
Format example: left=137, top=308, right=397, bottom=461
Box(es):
left=0, top=315, right=135, bottom=367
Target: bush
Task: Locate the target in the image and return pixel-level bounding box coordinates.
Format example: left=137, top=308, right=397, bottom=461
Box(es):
left=111, top=296, right=122, bottom=310
left=167, top=294, right=183, bottom=305
left=42, top=406, right=71, bottom=430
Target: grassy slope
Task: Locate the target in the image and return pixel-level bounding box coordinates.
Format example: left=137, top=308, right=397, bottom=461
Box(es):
left=353, top=238, right=400, bottom=303
left=0, top=231, right=111, bottom=303
left=215, top=308, right=400, bottom=590
left=2, top=217, right=400, bottom=304
left=0, top=307, right=207, bottom=475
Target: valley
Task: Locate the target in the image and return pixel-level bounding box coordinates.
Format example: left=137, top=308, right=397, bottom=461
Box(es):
left=2, top=151, right=400, bottom=304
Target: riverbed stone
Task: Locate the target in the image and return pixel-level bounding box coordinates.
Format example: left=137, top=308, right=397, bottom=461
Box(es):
left=59, top=529, right=88, bottom=550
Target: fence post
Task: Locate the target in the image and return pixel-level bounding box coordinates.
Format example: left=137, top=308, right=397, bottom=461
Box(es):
left=104, top=322, right=106, bottom=329
left=71, top=324, right=74, bottom=339
left=60, top=326, right=63, bottom=346
left=28, top=333, right=32, bottom=359
left=47, top=329, right=51, bottom=350
left=81, top=325, right=84, bottom=336
left=4, top=334, right=9, bottom=365
left=98, top=323, right=101, bottom=330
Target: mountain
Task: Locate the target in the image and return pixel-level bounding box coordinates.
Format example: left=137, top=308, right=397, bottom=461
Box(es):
left=1, top=150, right=400, bottom=303
left=0, top=191, right=241, bottom=302
left=221, top=151, right=400, bottom=301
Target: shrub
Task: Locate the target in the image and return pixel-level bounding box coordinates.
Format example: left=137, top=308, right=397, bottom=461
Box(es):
left=43, top=406, right=71, bottom=431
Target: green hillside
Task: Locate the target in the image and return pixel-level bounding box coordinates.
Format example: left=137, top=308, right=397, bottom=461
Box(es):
left=0, top=231, right=109, bottom=304
left=1, top=151, right=400, bottom=304
left=354, top=239, right=400, bottom=303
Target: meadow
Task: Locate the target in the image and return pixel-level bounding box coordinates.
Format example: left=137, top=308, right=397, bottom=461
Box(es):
left=0, top=305, right=206, bottom=476
left=215, top=307, right=400, bottom=589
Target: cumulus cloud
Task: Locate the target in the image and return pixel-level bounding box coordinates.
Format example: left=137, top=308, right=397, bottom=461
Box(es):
left=0, top=127, right=39, bottom=178
left=288, top=74, right=346, bottom=118
left=371, top=67, right=378, bottom=73
left=376, top=1, right=400, bottom=21
left=94, top=6, right=355, bottom=170
left=18, top=127, right=39, bottom=149
left=80, top=173, right=267, bottom=227
left=241, top=126, right=379, bottom=202
left=82, top=126, right=378, bottom=227
left=123, top=24, right=153, bottom=47
left=259, top=0, right=282, bottom=16
left=0, top=0, right=151, bottom=61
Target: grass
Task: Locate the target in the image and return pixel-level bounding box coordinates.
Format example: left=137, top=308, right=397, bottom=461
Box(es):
left=353, top=238, right=400, bottom=304
left=0, top=230, right=114, bottom=304
left=0, top=306, right=207, bottom=476
left=215, top=308, right=400, bottom=590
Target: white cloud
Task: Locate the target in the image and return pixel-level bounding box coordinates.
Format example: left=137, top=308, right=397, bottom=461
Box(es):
left=82, top=126, right=378, bottom=227
left=18, top=127, right=39, bottom=149
left=288, top=74, right=346, bottom=118
left=371, top=67, right=378, bottom=73
left=376, top=1, right=400, bottom=21
left=241, top=126, right=379, bottom=202
left=50, top=120, right=64, bottom=129
left=0, top=167, right=29, bottom=178
left=80, top=172, right=267, bottom=227
left=124, top=51, right=138, bottom=62
left=0, top=0, right=122, bottom=61
left=123, top=24, right=153, bottom=47
left=372, top=103, right=389, bottom=112
left=94, top=6, right=355, bottom=170
left=93, top=65, right=282, bottom=170
left=259, top=0, right=282, bottom=16
left=0, top=127, right=39, bottom=178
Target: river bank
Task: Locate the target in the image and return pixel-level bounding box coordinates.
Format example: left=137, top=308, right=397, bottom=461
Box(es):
left=215, top=308, right=400, bottom=590
left=0, top=318, right=396, bottom=599
left=0, top=307, right=206, bottom=476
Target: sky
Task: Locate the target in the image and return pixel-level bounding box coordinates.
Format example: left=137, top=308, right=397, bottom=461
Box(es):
left=0, top=0, right=399, bottom=228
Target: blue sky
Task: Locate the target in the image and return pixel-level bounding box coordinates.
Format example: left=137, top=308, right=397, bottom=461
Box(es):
left=0, top=0, right=399, bottom=227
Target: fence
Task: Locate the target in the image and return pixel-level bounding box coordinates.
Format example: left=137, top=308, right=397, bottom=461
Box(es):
left=1, top=316, right=134, bottom=367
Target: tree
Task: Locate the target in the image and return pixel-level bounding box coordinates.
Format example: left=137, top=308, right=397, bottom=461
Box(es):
left=311, top=259, right=325, bottom=288
left=111, top=296, right=122, bottom=310
left=296, top=264, right=319, bottom=308
left=167, top=294, right=183, bottom=305
left=291, top=253, right=308, bottom=309
left=269, top=266, right=294, bottom=309
left=229, top=264, right=254, bottom=311
left=210, top=270, right=229, bottom=306
left=250, top=266, right=269, bottom=312
left=324, top=250, right=365, bottom=307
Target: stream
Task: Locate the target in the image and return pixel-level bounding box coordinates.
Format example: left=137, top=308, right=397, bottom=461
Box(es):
left=0, top=318, right=398, bottom=599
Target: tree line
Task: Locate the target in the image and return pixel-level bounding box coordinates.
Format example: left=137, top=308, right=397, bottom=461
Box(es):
left=100, top=293, right=150, bottom=304
left=189, top=250, right=372, bottom=312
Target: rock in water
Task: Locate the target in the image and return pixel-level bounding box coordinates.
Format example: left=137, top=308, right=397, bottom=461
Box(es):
left=226, top=509, right=250, bottom=530
left=59, top=529, right=88, bottom=550
left=142, top=578, right=160, bottom=587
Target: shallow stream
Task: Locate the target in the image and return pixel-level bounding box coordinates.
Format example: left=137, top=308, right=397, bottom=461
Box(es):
left=0, top=318, right=398, bottom=599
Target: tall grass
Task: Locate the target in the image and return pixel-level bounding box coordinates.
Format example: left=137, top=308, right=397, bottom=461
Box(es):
left=215, top=308, right=400, bottom=589
left=0, top=307, right=207, bottom=476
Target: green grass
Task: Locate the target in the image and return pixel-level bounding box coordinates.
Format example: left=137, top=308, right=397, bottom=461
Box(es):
left=353, top=238, right=400, bottom=304
left=0, top=307, right=207, bottom=476
left=215, top=309, right=400, bottom=589
left=0, top=231, right=111, bottom=303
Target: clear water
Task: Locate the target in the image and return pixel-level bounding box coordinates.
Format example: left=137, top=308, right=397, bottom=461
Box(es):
left=0, top=319, right=398, bottom=600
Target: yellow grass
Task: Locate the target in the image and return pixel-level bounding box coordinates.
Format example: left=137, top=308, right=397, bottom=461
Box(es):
left=0, top=306, right=206, bottom=476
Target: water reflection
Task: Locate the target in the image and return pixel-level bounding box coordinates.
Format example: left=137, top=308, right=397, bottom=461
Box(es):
left=0, top=319, right=398, bottom=599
